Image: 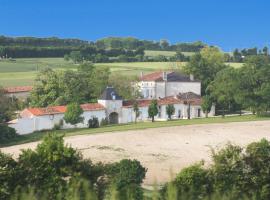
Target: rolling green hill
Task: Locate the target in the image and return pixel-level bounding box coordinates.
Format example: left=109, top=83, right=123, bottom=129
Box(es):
left=0, top=57, right=243, bottom=87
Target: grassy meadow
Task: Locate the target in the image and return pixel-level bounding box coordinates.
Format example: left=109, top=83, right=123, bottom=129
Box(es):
left=144, top=50, right=195, bottom=57
left=0, top=57, right=243, bottom=86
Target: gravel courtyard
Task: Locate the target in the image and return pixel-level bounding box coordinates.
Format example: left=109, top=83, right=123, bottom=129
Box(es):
left=1, top=120, right=270, bottom=186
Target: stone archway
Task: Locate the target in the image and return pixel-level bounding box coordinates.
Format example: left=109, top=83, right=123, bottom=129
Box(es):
left=109, top=112, right=119, bottom=124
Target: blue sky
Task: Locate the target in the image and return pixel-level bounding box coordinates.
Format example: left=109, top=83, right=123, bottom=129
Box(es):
left=0, top=0, right=269, bottom=51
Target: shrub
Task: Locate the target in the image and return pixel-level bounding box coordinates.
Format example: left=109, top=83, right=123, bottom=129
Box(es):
left=100, top=118, right=108, bottom=127
left=53, top=119, right=64, bottom=130
left=0, top=124, right=17, bottom=144
left=88, top=117, right=99, bottom=128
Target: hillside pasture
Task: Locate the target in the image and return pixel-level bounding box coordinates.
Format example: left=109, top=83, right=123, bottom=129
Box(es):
left=0, top=57, right=243, bottom=86
left=144, top=50, right=195, bottom=57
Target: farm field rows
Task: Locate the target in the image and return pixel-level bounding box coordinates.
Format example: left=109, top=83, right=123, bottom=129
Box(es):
left=0, top=57, right=243, bottom=86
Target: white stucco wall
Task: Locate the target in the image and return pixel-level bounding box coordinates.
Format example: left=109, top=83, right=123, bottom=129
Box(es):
left=138, top=81, right=201, bottom=99
left=138, top=81, right=156, bottom=99
left=9, top=118, right=36, bottom=135
left=98, top=99, right=123, bottom=122
left=9, top=109, right=106, bottom=135
left=166, top=82, right=201, bottom=96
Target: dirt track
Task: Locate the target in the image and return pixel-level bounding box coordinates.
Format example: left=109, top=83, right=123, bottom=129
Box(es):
left=1, top=121, right=270, bottom=186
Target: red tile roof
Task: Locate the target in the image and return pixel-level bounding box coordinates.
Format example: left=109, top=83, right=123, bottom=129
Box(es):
left=4, top=86, right=33, bottom=93
left=139, top=71, right=199, bottom=82
left=123, top=93, right=202, bottom=108
left=123, top=100, right=152, bottom=108
left=139, top=71, right=165, bottom=81
left=24, top=103, right=105, bottom=116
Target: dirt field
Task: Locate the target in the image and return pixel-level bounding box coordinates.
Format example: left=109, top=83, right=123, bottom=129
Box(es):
left=1, top=121, right=270, bottom=186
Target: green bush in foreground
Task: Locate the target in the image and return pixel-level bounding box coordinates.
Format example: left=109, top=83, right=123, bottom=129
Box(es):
left=161, top=138, right=270, bottom=200
left=0, top=133, right=146, bottom=200
left=0, top=124, right=17, bottom=144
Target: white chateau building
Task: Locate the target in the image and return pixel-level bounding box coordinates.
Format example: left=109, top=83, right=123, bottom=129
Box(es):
left=9, top=71, right=215, bottom=135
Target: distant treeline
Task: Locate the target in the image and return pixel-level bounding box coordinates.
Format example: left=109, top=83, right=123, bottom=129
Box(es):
left=95, top=37, right=206, bottom=52
left=0, top=35, right=206, bottom=59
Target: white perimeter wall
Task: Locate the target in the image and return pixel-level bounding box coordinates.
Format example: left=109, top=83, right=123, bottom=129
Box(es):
left=10, top=110, right=106, bottom=135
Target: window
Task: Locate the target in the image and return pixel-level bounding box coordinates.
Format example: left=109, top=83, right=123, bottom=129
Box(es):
left=158, top=106, right=161, bottom=117
left=198, top=109, right=201, bottom=117
left=178, top=110, right=181, bottom=118
left=145, top=89, right=149, bottom=98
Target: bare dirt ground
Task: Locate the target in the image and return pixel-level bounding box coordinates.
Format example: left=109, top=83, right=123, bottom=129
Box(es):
left=1, top=121, right=270, bottom=186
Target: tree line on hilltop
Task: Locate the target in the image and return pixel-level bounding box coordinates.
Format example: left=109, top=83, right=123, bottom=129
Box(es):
left=0, top=35, right=204, bottom=61
left=0, top=35, right=268, bottom=64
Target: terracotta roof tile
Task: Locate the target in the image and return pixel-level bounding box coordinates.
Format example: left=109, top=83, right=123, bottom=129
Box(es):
left=4, top=86, right=33, bottom=93
left=25, top=103, right=105, bottom=116
left=123, top=92, right=202, bottom=108
left=139, top=71, right=200, bottom=82
left=139, top=71, right=164, bottom=81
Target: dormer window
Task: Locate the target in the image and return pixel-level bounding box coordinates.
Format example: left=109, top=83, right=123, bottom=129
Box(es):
left=111, top=92, right=116, bottom=100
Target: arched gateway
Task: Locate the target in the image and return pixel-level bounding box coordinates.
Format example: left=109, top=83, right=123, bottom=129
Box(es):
left=109, top=112, right=119, bottom=124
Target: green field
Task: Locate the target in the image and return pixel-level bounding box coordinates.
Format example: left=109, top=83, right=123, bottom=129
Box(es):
left=0, top=57, right=243, bottom=86
left=144, top=50, right=195, bottom=57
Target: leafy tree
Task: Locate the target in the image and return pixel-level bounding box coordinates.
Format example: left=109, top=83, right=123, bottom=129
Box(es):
left=16, top=134, right=83, bottom=199
left=262, top=46, right=268, bottom=56
left=164, top=138, right=270, bottom=200
left=64, top=103, right=84, bottom=125
left=0, top=87, right=16, bottom=122
left=30, top=64, right=110, bottom=107
left=0, top=151, right=18, bottom=199
left=58, top=70, right=89, bottom=104
left=174, top=163, right=212, bottom=199
left=109, top=74, right=140, bottom=100
left=207, top=67, right=239, bottom=117
left=133, top=101, right=140, bottom=124
left=30, top=68, right=61, bottom=107
left=0, top=124, right=17, bottom=144
left=184, top=47, right=227, bottom=95
left=201, top=95, right=212, bottom=118
left=166, top=104, right=175, bottom=120
left=237, top=55, right=270, bottom=114
left=108, top=159, right=146, bottom=200
left=160, top=39, right=170, bottom=50
left=233, top=49, right=243, bottom=62
left=148, top=100, right=158, bottom=122
left=69, top=51, right=83, bottom=63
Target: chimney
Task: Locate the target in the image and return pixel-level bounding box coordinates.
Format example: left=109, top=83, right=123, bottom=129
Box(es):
left=190, top=74, right=194, bottom=81
left=163, top=71, right=167, bottom=81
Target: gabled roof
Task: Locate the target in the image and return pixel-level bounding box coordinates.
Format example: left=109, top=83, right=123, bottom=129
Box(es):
left=123, top=92, right=202, bottom=108
left=4, top=86, right=33, bottom=93
left=139, top=71, right=200, bottom=82
left=99, top=86, right=122, bottom=100
left=177, top=92, right=201, bottom=100
left=23, top=103, right=105, bottom=116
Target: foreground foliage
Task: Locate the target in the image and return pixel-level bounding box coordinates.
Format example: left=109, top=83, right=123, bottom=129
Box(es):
left=0, top=133, right=146, bottom=200
left=162, top=138, right=270, bottom=200
left=4, top=138, right=270, bottom=200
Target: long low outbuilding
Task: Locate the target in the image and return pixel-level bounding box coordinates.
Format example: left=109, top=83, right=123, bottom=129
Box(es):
left=9, top=87, right=215, bottom=135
